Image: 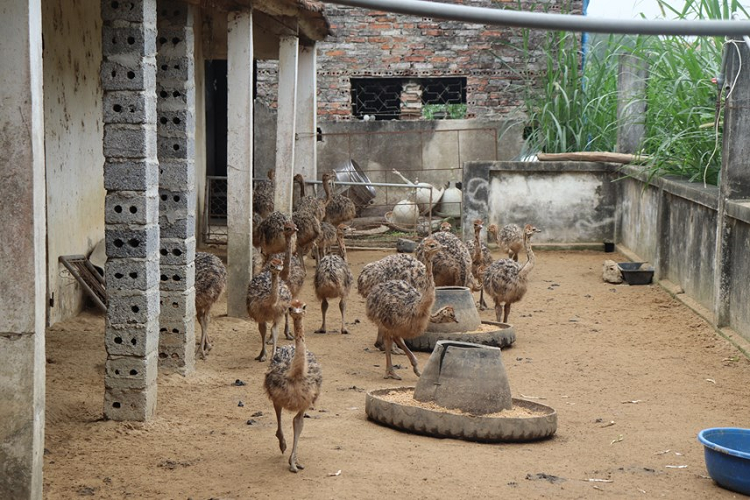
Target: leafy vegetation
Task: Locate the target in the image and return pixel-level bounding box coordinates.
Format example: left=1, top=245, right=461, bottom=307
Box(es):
left=510, top=0, right=749, bottom=185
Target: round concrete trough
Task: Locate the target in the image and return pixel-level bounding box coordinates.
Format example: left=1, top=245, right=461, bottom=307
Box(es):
left=405, top=321, right=516, bottom=352
left=366, top=387, right=557, bottom=443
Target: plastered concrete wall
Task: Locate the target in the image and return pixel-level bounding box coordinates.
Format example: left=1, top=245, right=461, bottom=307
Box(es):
left=663, top=193, right=717, bottom=309
left=729, top=212, right=750, bottom=336
left=617, top=177, right=659, bottom=263
left=465, top=161, right=617, bottom=245
left=43, top=0, right=105, bottom=324
left=317, top=119, right=522, bottom=209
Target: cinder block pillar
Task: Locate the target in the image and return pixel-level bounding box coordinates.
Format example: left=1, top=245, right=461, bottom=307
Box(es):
left=226, top=10, right=254, bottom=317
left=274, top=34, right=299, bottom=215
left=156, top=0, right=197, bottom=374
left=101, top=0, right=160, bottom=421
left=0, top=1, right=46, bottom=497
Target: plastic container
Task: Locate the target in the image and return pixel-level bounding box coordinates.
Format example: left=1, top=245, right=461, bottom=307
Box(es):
left=617, top=262, right=654, bottom=285
left=698, top=427, right=750, bottom=496
left=331, top=159, right=376, bottom=209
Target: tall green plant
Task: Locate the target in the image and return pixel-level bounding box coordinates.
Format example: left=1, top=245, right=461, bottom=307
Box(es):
left=511, top=0, right=749, bottom=185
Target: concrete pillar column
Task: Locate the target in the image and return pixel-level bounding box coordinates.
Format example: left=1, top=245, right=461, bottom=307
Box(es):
left=616, top=53, right=648, bottom=155
left=715, top=38, right=750, bottom=326
left=101, top=0, right=160, bottom=421
left=295, top=43, right=317, bottom=183
left=0, top=0, right=46, bottom=496
left=156, top=0, right=197, bottom=374
left=226, top=10, right=254, bottom=318
left=274, top=35, right=299, bottom=215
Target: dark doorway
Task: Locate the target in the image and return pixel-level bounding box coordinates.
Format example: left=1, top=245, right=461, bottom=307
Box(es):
left=205, top=60, right=227, bottom=177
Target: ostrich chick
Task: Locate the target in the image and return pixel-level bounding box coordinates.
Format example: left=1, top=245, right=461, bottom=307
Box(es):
left=415, top=230, right=480, bottom=291
left=294, top=173, right=327, bottom=222
left=322, top=172, right=356, bottom=226
left=264, top=300, right=322, bottom=473
left=483, top=224, right=541, bottom=323
left=255, top=211, right=292, bottom=261
left=247, top=258, right=292, bottom=362
left=357, top=253, right=428, bottom=353
left=253, top=169, right=275, bottom=219
left=194, top=251, right=227, bottom=359
left=366, top=238, right=458, bottom=380
left=499, top=223, right=524, bottom=261
left=464, top=219, right=493, bottom=310
left=314, top=224, right=353, bottom=334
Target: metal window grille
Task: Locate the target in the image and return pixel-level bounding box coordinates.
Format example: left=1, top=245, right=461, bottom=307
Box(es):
left=351, top=77, right=467, bottom=120
left=421, top=77, right=466, bottom=105
left=351, top=78, right=403, bottom=120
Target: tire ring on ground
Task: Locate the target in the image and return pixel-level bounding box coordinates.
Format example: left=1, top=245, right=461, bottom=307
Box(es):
left=366, top=387, right=557, bottom=443
left=405, top=321, right=516, bottom=352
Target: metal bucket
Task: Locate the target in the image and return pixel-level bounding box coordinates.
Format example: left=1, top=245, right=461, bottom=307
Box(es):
left=331, top=159, right=376, bottom=210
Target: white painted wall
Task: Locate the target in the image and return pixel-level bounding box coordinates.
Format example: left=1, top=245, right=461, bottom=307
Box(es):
left=43, top=0, right=105, bottom=325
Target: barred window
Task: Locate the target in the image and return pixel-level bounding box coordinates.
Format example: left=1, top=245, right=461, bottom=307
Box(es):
left=350, top=77, right=467, bottom=120
left=351, top=78, right=403, bottom=120
left=421, top=77, right=466, bottom=106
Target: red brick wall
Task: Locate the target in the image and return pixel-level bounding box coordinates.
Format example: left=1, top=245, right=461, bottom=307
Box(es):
left=257, top=0, right=583, bottom=121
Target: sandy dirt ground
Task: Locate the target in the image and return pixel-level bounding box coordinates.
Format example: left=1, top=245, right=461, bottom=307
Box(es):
left=43, top=248, right=750, bottom=500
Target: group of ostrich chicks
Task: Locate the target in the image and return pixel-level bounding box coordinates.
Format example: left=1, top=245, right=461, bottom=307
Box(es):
left=192, top=170, right=541, bottom=472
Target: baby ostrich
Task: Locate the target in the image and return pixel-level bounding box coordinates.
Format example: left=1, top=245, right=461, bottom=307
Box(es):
left=264, top=299, right=322, bottom=473
left=322, top=172, right=356, bottom=226
left=253, top=169, right=275, bottom=219
left=194, top=251, right=227, bottom=359
left=487, top=223, right=500, bottom=249
left=464, top=219, right=493, bottom=310
left=439, top=221, right=453, bottom=232
left=247, top=258, right=292, bottom=362
left=263, top=222, right=306, bottom=341
left=414, top=230, right=480, bottom=291
left=314, top=221, right=337, bottom=261
left=483, top=224, right=541, bottom=323
left=293, top=173, right=327, bottom=222
left=292, top=208, right=321, bottom=264
left=357, top=253, right=429, bottom=352
left=499, top=223, right=524, bottom=261
left=254, top=211, right=292, bottom=261
left=313, top=223, right=353, bottom=334
left=366, top=238, right=459, bottom=380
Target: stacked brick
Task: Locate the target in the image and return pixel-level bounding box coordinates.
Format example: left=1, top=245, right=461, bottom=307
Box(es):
left=256, top=1, right=582, bottom=121
left=101, top=0, right=160, bottom=421
left=156, top=0, right=197, bottom=375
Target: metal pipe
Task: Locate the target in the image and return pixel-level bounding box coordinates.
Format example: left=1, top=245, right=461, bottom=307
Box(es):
left=732, top=12, right=750, bottom=50
left=321, top=0, right=750, bottom=36
left=252, top=177, right=427, bottom=189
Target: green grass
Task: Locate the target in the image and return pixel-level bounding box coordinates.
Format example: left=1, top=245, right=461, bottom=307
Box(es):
left=506, top=0, right=749, bottom=185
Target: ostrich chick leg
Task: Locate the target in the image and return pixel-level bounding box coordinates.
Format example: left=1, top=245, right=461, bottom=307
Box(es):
left=503, top=303, right=512, bottom=323
left=375, top=330, right=405, bottom=354
left=255, top=322, right=268, bottom=362
left=393, top=337, right=421, bottom=377
left=289, top=410, right=306, bottom=473
left=315, top=298, right=329, bottom=333
left=494, top=301, right=504, bottom=323
left=339, top=299, right=349, bottom=334
left=196, top=313, right=210, bottom=359
left=479, top=288, right=488, bottom=311
left=383, top=336, right=402, bottom=380
left=273, top=401, right=286, bottom=453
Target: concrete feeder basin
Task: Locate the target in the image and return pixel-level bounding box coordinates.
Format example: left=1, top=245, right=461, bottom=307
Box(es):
left=366, top=341, right=557, bottom=442
left=405, top=286, right=516, bottom=351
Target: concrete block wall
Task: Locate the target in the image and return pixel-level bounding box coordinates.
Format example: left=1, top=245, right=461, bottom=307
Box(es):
left=156, top=0, right=197, bottom=375
left=256, top=1, right=583, bottom=121
left=101, top=0, right=160, bottom=421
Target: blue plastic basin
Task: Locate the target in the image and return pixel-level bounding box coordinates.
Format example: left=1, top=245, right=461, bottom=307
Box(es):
left=697, top=427, right=750, bottom=496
